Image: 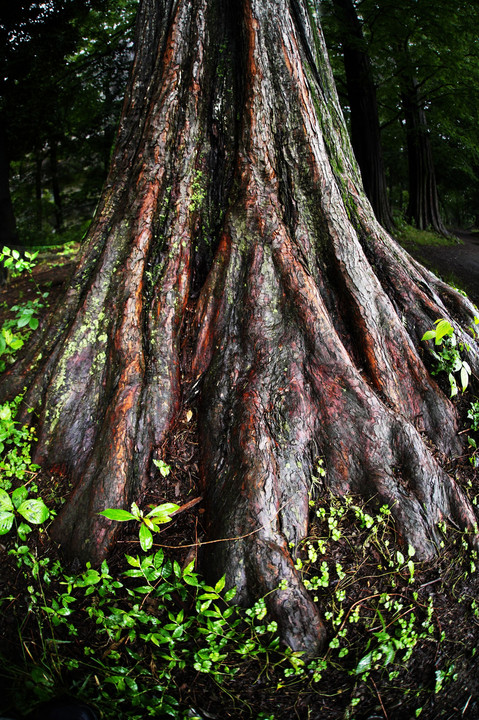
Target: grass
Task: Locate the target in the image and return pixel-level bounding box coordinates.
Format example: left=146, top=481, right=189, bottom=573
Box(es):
left=394, top=224, right=461, bottom=248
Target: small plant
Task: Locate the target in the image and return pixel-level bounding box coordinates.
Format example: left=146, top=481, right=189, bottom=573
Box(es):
left=0, top=246, right=38, bottom=278
left=99, top=500, right=180, bottom=551
left=0, top=397, right=40, bottom=491
left=467, top=401, right=479, bottom=432
left=422, top=319, right=471, bottom=396
left=0, top=485, right=50, bottom=540
left=0, top=247, right=47, bottom=372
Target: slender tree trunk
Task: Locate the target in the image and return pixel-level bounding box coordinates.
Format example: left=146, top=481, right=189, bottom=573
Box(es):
left=402, top=74, right=449, bottom=236
left=1, top=0, right=478, bottom=655
left=34, top=147, right=43, bottom=232
left=49, top=139, right=63, bottom=232
left=0, top=119, right=18, bottom=247
left=331, top=0, right=395, bottom=233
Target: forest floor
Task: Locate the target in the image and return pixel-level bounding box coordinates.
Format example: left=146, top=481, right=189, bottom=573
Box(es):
left=404, top=228, right=479, bottom=307
left=1, top=239, right=479, bottom=720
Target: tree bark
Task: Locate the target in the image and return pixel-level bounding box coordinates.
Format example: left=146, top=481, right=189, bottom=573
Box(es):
left=49, top=139, right=63, bottom=232
left=0, top=119, right=18, bottom=247
left=402, top=73, right=449, bottom=235
left=1, top=0, right=478, bottom=656
left=331, top=0, right=395, bottom=233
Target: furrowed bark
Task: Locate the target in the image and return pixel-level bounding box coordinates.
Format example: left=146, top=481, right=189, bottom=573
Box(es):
left=1, top=0, right=478, bottom=656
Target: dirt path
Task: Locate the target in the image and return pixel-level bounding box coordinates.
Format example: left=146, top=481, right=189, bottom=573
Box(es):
left=407, top=230, right=479, bottom=307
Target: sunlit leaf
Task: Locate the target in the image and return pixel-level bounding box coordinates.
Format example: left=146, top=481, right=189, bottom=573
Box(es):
left=0, top=489, right=13, bottom=512
left=99, top=508, right=136, bottom=522
left=139, top=523, right=153, bottom=552
left=17, top=498, right=50, bottom=524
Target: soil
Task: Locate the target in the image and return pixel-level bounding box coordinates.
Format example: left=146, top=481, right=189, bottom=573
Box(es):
left=406, top=230, right=479, bottom=307
left=1, top=243, right=479, bottom=720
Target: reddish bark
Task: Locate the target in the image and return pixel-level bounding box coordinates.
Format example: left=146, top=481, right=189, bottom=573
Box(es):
left=1, top=0, right=478, bottom=656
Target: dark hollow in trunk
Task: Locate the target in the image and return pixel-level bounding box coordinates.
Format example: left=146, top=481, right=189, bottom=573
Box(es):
left=1, top=0, right=478, bottom=656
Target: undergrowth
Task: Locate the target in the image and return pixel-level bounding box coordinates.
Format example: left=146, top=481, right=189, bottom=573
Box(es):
left=1, top=470, right=479, bottom=719
left=1, top=252, right=479, bottom=719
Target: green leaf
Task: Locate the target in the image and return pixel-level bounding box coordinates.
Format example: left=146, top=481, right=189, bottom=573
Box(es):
left=9, top=337, right=24, bottom=351
left=461, top=364, right=471, bottom=391
left=12, top=486, right=28, bottom=509
left=130, top=502, right=142, bottom=519
left=146, top=502, right=179, bottom=519
left=0, top=489, right=13, bottom=512
left=448, top=374, right=458, bottom=397
left=383, top=644, right=396, bottom=666
left=215, top=575, right=226, bottom=593
left=82, top=569, right=101, bottom=585
left=99, top=508, right=136, bottom=522
left=16, top=315, right=32, bottom=329
left=139, top=523, right=153, bottom=552
left=183, top=574, right=200, bottom=587
left=421, top=330, right=437, bottom=341
left=0, top=510, right=14, bottom=534
left=152, top=459, right=171, bottom=476
left=17, top=522, right=32, bottom=540
left=125, top=554, right=141, bottom=567
left=17, top=499, right=50, bottom=524
left=29, top=317, right=39, bottom=330
left=434, top=320, right=453, bottom=343
left=355, top=652, right=373, bottom=674
left=224, top=587, right=237, bottom=602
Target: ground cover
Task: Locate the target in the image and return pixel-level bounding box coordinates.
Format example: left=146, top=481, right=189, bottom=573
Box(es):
left=0, top=247, right=479, bottom=720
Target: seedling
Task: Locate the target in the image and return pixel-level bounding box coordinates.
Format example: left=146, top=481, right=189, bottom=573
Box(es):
left=99, top=500, right=179, bottom=551
left=422, top=319, right=471, bottom=396
left=0, top=485, right=50, bottom=539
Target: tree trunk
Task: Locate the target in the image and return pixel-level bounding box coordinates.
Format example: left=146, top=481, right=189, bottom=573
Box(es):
left=0, top=119, right=18, bottom=247
left=49, top=139, right=63, bottom=232
left=2, top=0, right=478, bottom=656
left=34, top=147, right=43, bottom=232
left=331, top=0, right=395, bottom=233
left=402, top=73, right=449, bottom=236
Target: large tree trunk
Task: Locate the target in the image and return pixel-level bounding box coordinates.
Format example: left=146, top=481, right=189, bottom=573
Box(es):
left=1, top=0, right=478, bottom=656
left=331, top=0, right=395, bottom=233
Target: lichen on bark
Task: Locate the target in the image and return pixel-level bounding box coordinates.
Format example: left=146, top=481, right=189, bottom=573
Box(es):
left=1, top=0, right=478, bottom=656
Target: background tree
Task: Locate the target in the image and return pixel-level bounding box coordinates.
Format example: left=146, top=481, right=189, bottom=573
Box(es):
left=329, top=0, right=395, bottom=232
left=2, top=0, right=479, bottom=656
left=322, top=0, right=479, bottom=231
left=1, top=0, right=136, bottom=246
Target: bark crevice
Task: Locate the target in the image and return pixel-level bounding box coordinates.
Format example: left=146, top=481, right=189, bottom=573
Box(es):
left=1, top=0, right=478, bottom=657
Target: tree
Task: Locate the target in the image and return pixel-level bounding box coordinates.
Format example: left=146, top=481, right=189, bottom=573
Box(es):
left=2, top=0, right=479, bottom=656
left=1, top=0, right=136, bottom=245
left=0, top=118, right=18, bottom=248
left=397, top=51, right=449, bottom=235
left=329, top=0, right=395, bottom=232
left=323, top=0, right=479, bottom=232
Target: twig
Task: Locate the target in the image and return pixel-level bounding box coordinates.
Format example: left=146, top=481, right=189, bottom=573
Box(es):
left=371, top=676, right=388, bottom=720
left=170, top=496, right=203, bottom=516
